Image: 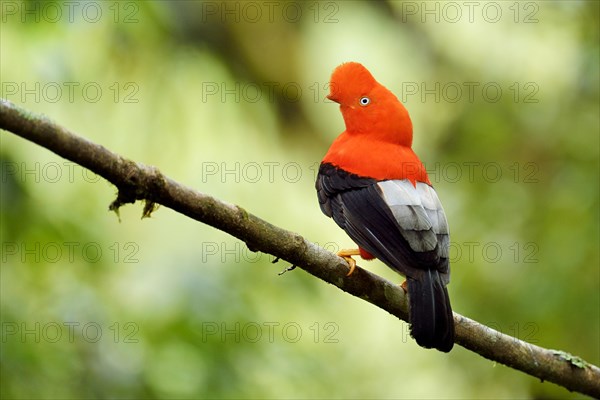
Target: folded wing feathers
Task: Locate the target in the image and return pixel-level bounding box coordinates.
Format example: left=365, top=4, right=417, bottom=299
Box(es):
left=377, top=180, right=449, bottom=254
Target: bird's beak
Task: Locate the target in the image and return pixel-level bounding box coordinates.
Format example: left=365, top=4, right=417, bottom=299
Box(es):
left=326, top=93, right=340, bottom=103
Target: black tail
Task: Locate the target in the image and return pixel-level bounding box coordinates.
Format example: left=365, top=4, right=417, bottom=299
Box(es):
left=407, top=270, right=454, bottom=352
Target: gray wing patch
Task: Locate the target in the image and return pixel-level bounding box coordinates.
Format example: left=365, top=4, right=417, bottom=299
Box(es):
left=377, top=180, right=449, bottom=257
left=417, top=182, right=450, bottom=260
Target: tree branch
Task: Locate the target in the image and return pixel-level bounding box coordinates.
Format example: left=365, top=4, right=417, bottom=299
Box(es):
left=1, top=99, right=598, bottom=397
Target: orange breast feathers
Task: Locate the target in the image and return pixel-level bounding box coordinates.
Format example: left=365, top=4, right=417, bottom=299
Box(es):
left=322, top=132, right=431, bottom=186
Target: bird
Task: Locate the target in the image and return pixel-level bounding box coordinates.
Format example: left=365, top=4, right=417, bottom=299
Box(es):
left=315, top=62, right=454, bottom=352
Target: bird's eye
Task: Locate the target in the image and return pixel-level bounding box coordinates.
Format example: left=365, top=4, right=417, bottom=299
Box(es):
left=359, top=97, right=370, bottom=106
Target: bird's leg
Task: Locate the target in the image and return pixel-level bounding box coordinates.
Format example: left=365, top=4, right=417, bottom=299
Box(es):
left=337, top=249, right=361, bottom=276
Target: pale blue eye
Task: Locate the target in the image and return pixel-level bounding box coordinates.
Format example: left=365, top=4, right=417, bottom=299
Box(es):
left=359, top=97, right=370, bottom=106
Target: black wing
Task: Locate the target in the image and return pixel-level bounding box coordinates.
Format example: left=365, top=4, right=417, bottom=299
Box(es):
left=316, top=162, right=449, bottom=281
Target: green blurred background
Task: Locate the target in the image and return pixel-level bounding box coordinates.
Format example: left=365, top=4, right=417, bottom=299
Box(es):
left=1, top=1, right=598, bottom=398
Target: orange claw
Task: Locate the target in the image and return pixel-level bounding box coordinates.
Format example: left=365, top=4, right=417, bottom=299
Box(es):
left=337, top=249, right=361, bottom=276
left=400, top=280, right=408, bottom=293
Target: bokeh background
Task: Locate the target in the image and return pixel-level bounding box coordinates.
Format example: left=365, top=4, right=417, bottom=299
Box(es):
left=1, top=1, right=598, bottom=398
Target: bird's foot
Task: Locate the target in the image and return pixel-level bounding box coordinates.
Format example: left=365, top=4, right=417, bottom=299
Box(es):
left=400, top=280, right=408, bottom=293
left=337, top=249, right=361, bottom=276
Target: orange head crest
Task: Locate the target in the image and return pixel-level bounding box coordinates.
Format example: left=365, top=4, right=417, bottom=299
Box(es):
left=327, top=62, right=413, bottom=146
left=327, top=62, right=378, bottom=104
